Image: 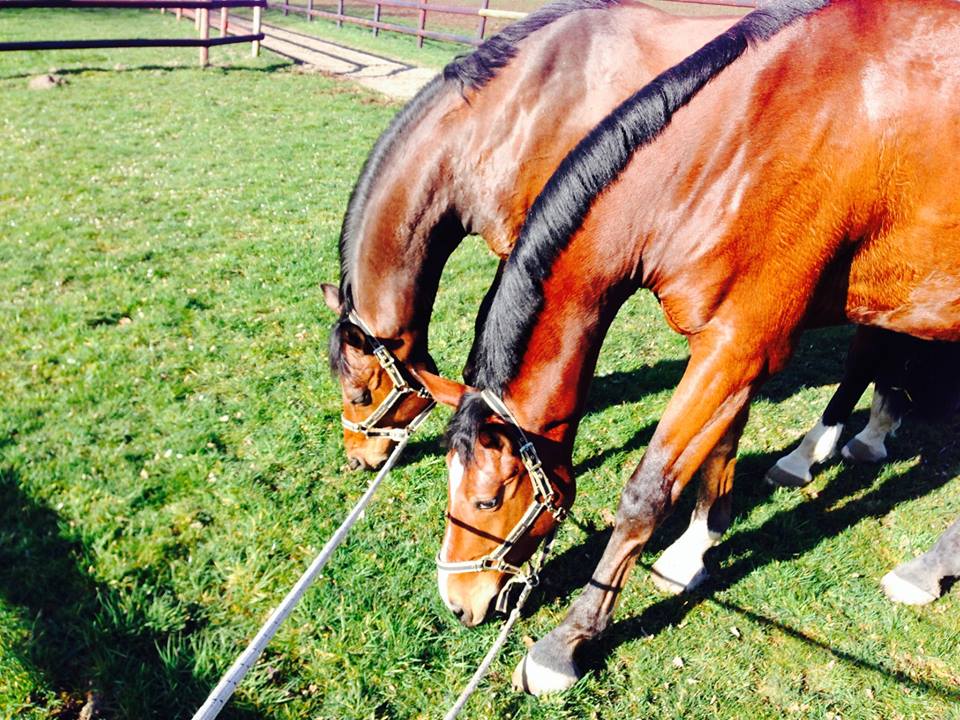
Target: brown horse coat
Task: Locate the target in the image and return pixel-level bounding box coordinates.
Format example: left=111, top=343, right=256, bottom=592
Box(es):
left=433, top=0, right=960, bottom=690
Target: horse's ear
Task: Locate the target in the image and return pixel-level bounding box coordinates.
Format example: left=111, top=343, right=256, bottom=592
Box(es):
left=322, top=283, right=342, bottom=314
left=413, top=369, right=471, bottom=408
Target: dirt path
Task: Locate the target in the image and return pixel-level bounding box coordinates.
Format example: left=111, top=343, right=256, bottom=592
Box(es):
left=180, top=10, right=437, bottom=99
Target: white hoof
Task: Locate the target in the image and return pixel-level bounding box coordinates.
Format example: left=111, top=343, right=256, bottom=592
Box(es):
left=842, top=437, right=887, bottom=464
left=881, top=570, right=938, bottom=606
left=512, top=651, right=579, bottom=696
left=650, top=562, right=709, bottom=595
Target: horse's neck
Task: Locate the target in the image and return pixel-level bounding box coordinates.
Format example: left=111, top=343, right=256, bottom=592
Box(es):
left=349, top=102, right=465, bottom=349
left=503, top=271, right=639, bottom=452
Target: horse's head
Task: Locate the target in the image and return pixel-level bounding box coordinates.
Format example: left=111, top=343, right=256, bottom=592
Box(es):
left=428, top=389, right=573, bottom=627
left=323, top=283, right=436, bottom=471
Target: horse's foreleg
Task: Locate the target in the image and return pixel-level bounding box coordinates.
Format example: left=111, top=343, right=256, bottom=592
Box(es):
left=513, top=336, right=767, bottom=696
left=650, top=406, right=748, bottom=594
left=767, top=327, right=877, bottom=487
left=882, top=516, right=960, bottom=605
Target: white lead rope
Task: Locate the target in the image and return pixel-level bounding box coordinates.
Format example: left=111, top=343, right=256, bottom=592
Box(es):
left=190, top=433, right=411, bottom=720
left=441, top=524, right=560, bottom=720
left=442, top=581, right=533, bottom=720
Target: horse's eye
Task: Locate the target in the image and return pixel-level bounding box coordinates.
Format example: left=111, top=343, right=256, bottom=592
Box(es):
left=350, top=388, right=372, bottom=406
left=474, top=497, right=500, bottom=511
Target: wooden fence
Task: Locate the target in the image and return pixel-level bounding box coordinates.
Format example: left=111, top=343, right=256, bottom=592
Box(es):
left=0, top=0, right=266, bottom=66
left=266, top=0, right=758, bottom=48
left=0, top=0, right=761, bottom=64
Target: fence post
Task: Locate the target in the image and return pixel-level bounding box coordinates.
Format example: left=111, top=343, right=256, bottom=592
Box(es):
left=199, top=7, right=209, bottom=66
left=306, top=0, right=313, bottom=20
left=336, top=0, right=343, bottom=27
left=252, top=4, right=262, bottom=56
left=417, top=0, right=427, bottom=47
left=219, top=5, right=228, bottom=36
left=372, top=1, right=381, bottom=36
left=475, top=0, right=488, bottom=41
left=282, top=0, right=288, bottom=16
left=176, top=6, right=183, bottom=20
left=195, top=6, right=202, bottom=29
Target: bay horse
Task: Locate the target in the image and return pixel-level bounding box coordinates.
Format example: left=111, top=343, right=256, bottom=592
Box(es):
left=766, top=327, right=960, bottom=605
left=415, top=0, right=960, bottom=695
left=321, top=0, right=740, bottom=470
left=768, top=327, right=960, bottom=487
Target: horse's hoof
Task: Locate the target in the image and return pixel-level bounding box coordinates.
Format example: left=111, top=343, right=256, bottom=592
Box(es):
left=765, top=463, right=812, bottom=488
left=511, top=636, right=580, bottom=696
left=881, top=570, right=939, bottom=606
left=841, top=437, right=886, bottom=464
left=650, top=562, right=709, bottom=595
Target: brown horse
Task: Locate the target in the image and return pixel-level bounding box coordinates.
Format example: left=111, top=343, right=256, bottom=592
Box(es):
left=322, top=1, right=740, bottom=470
left=417, top=0, right=960, bottom=695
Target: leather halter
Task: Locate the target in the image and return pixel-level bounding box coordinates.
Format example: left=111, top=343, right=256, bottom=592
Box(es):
left=436, top=389, right=567, bottom=599
left=340, top=309, right=435, bottom=442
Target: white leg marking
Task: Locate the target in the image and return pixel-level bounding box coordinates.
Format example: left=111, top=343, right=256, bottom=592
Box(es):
left=437, top=453, right=465, bottom=611
left=651, top=517, right=721, bottom=594
left=881, top=570, right=938, bottom=606
left=842, top=388, right=901, bottom=463
left=771, top=419, right=843, bottom=485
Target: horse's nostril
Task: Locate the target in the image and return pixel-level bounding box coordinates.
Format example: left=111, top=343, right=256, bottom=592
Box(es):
left=347, top=457, right=363, bottom=471
left=450, top=605, right=474, bottom=626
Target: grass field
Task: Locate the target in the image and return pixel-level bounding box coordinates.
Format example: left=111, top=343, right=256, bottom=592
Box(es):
left=2, top=8, right=960, bottom=720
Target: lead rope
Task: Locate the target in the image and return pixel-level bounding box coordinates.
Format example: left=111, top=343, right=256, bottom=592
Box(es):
left=442, top=527, right=560, bottom=720
left=190, top=431, right=416, bottom=720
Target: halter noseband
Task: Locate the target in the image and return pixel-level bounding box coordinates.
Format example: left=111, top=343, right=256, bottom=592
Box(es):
left=436, top=390, right=567, bottom=610
left=340, top=309, right=435, bottom=442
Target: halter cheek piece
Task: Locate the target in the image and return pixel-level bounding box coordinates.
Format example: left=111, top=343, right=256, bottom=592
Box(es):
left=436, top=389, right=567, bottom=613
left=340, top=310, right=436, bottom=442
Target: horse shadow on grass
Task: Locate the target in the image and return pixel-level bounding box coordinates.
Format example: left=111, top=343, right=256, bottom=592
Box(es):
left=0, top=61, right=292, bottom=82
left=521, top=415, right=960, bottom=702
left=0, top=467, right=267, bottom=720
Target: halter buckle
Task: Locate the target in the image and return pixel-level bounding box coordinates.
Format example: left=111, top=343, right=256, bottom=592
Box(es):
left=519, top=442, right=542, bottom=473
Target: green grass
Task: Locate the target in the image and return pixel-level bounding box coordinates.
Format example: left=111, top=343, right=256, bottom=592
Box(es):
left=2, top=8, right=960, bottom=720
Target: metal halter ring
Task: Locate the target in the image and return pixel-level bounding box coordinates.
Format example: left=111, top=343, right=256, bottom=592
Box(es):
left=436, top=389, right=567, bottom=598
left=340, top=309, right=435, bottom=442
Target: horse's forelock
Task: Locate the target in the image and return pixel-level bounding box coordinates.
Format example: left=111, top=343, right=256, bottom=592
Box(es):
left=444, top=393, right=491, bottom=465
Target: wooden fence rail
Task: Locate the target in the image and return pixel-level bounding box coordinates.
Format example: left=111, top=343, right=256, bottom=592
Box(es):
left=266, top=0, right=757, bottom=48
left=1, top=0, right=761, bottom=64
left=0, top=0, right=266, bottom=65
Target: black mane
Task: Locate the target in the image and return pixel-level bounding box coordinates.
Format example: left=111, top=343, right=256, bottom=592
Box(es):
left=443, top=0, right=620, bottom=91
left=469, top=0, right=830, bottom=396
left=336, top=0, right=623, bottom=315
